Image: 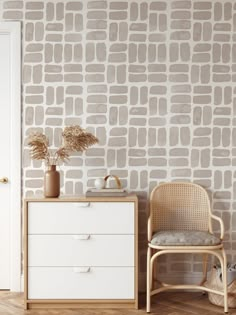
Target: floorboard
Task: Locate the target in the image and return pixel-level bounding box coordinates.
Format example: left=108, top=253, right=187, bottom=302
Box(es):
left=0, top=292, right=235, bottom=315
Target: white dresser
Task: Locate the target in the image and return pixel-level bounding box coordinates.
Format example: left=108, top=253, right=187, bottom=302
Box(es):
left=24, top=195, right=138, bottom=310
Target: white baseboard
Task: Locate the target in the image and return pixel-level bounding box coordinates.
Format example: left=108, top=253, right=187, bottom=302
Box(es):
left=20, top=274, right=24, bottom=292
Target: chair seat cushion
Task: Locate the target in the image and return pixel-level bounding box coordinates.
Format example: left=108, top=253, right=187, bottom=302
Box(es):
left=151, top=230, right=221, bottom=246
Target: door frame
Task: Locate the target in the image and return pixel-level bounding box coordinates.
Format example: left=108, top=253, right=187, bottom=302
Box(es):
left=0, top=22, right=21, bottom=291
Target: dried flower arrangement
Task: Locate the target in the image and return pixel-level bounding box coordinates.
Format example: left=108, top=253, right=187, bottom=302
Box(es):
left=28, top=125, right=99, bottom=166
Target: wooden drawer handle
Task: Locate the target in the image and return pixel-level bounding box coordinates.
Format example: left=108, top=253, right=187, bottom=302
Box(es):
left=73, top=267, right=90, bottom=273
left=73, top=235, right=90, bottom=240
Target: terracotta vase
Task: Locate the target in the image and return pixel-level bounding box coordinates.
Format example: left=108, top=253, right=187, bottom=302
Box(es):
left=44, top=165, right=60, bottom=198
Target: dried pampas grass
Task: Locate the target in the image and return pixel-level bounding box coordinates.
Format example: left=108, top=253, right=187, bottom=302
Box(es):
left=62, top=126, right=99, bottom=152
left=28, top=125, right=99, bottom=165
left=28, top=133, right=50, bottom=164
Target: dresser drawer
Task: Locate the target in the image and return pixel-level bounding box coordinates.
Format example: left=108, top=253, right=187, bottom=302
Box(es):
left=28, top=234, right=134, bottom=267
left=28, top=267, right=134, bottom=299
left=28, top=202, right=134, bottom=234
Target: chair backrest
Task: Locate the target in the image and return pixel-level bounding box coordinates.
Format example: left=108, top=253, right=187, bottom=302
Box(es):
left=150, top=182, right=211, bottom=233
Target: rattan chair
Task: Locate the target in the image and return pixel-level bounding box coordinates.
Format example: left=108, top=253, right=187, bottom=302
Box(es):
left=146, top=182, right=228, bottom=313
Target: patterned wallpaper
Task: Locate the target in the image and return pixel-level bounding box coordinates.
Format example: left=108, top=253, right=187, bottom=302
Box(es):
left=1, top=0, right=236, bottom=290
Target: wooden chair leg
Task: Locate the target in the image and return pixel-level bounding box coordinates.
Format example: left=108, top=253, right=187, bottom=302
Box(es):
left=152, top=249, right=158, bottom=288
left=146, top=246, right=151, bottom=313
left=222, top=249, right=228, bottom=313
left=200, top=254, right=208, bottom=286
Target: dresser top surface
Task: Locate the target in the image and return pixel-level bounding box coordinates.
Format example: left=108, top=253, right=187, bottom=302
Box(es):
left=25, top=193, right=138, bottom=203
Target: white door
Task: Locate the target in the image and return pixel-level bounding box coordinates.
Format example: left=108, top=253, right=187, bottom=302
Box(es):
left=0, top=22, right=21, bottom=291
left=0, top=31, right=11, bottom=289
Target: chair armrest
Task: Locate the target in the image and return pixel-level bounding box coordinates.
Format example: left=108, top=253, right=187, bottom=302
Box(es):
left=147, top=215, right=152, bottom=242
left=210, top=214, right=224, bottom=240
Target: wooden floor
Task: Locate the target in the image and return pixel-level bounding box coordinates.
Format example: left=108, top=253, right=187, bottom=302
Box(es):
left=0, top=291, right=236, bottom=315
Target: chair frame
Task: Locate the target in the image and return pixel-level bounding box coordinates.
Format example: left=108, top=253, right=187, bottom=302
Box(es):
left=146, top=182, right=228, bottom=313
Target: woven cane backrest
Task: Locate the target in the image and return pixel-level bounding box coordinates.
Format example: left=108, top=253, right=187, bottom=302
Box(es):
left=150, top=182, right=211, bottom=232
